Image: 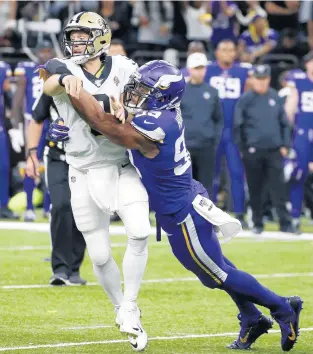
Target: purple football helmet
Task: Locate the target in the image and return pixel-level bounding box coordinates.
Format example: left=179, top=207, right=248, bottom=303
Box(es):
left=123, top=60, right=186, bottom=114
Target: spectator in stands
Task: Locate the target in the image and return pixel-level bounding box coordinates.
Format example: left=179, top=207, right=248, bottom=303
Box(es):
left=236, top=1, right=267, bottom=27
left=299, top=1, right=313, bottom=51
left=109, top=39, right=127, bottom=56
left=265, top=1, right=300, bottom=33
left=208, top=0, right=239, bottom=48
left=238, top=15, right=278, bottom=63
left=100, top=1, right=134, bottom=45
left=234, top=64, right=294, bottom=234
left=132, top=0, right=173, bottom=50
left=0, top=0, right=18, bottom=47
left=169, top=1, right=187, bottom=51
left=181, top=52, right=223, bottom=196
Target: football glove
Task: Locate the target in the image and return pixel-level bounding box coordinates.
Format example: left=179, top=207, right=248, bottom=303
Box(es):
left=49, top=118, right=69, bottom=142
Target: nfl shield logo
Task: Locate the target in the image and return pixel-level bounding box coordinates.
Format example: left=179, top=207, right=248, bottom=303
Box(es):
left=114, top=76, right=120, bottom=86
left=71, top=176, right=76, bottom=183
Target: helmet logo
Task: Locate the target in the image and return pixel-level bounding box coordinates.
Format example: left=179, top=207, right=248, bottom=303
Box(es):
left=158, top=79, right=170, bottom=90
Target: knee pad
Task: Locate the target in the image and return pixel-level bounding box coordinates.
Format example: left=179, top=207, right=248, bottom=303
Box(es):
left=127, top=237, right=148, bottom=256
left=84, top=227, right=111, bottom=266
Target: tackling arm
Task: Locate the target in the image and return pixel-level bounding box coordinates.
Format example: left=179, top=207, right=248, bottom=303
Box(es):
left=69, top=89, right=158, bottom=156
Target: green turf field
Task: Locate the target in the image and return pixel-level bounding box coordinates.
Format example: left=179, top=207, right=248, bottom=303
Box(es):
left=0, top=226, right=312, bottom=353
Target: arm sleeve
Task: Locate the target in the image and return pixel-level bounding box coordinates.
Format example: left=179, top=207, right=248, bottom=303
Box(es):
left=32, top=91, right=53, bottom=123
left=44, top=58, right=72, bottom=76
left=130, top=113, right=166, bottom=142
left=234, top=96, right=245, bottom=150
left=212, top=90, right=223, bottom=144
left=279, top=102, right=291, bottom=148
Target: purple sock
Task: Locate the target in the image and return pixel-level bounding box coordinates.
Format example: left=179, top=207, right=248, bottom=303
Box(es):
left=23, top=176, right=35, bottom=210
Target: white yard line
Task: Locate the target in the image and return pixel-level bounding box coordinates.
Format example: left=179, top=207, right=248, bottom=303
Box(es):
left=1, top=272, right=313, bottom=290
left=1, top=221, right=313, bottom=241
left=0, top=328, right=312, bottom=352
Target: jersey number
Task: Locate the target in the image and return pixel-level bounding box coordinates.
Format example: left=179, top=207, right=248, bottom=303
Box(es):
left=91, top=94, right=111, bottom=136
left=32, top=76, right=43, bottom=100
left=301, top=92, right=313, bottom=112
left=174, top=130, right=191, bottom=176
left=209, top=76, right=241, bottom=99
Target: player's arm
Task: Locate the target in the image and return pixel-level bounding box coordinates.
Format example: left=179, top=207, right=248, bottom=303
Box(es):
left=284, top=86, right=298, bottom=125
left=69, top=89, right=158, bottom=156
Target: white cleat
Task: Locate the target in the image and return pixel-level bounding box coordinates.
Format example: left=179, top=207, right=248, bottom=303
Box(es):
left=24, top=209, right=37, bottom=222
left=118, top=302, right=148, bottom=352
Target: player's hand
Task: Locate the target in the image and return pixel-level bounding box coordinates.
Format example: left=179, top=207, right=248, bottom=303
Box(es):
left=62, top=75, right=83, bottom=99
left=280, top=147, right=288, bottom=158
left=110, top=96, right=126, bottom=124
left=49, top=118, right=70, bottom=142
left=8, top=128, right=24, bottom=153
left=26, top=153, right=40, bottom=179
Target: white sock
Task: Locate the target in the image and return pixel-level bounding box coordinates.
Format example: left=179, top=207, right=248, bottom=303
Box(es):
left=93, top=256, right=124, bottom=309
left=122, top=237, right=148, bottom=303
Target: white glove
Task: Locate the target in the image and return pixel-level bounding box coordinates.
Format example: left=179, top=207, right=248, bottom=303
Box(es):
left=8, top=128, right=24, bottom=153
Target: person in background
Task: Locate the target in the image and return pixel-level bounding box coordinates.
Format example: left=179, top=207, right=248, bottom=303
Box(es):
left=265, top=0, right=299, bottom=33
left=181, top=41, right=206, bottom=79
left=208, top=0, right=239, bottom=48
left=238, top=15, right=278, bottom=63
left=108, top=39, right=127, bottom=56
left=234, top=64, right=294, bottom=234
left=205, top=39, right=251, bottom=227
left=284, top=52, right=313, bottom=233
left=12, top=41, right=54, bottom=221
left=181, top=52, right=223, bottom=196
left=0, top=62, right=19, bottom=219
left=236, top=0, right=267, bottom=27
left=26, top=91, right=87, bottom=286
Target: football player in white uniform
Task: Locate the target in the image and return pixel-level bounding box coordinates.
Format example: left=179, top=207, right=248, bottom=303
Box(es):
left=40, top=12, right=150, bottom=351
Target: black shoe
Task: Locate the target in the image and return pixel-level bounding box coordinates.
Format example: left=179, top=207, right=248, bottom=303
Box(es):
left=236, top=214, right=249, bottom=229
left=228, top=314, right=273, bottom=350
left=0, top=207, right=19, bottom=220
left=280, top=224, right=300, bottom=235
left=49, top=273, right=70, bottom=286
left=252, top=226, right=263, bottom=234
left=271, top=296, right=303, bottom=352
left=69, top=274, right=87, bottom=285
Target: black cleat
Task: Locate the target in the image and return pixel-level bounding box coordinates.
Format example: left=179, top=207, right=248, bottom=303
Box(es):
left=228, top=314, right=273, bottom=350
left=272, top=296, right=303, bottom=352
left=0, top=207, right=19, bottom=220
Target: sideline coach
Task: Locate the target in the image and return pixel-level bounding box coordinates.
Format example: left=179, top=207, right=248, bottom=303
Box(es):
left=234, top=64, right=294, bottom=234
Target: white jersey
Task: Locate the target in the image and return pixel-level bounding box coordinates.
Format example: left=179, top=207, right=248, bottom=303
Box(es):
left=45, top=55, right=138, bottom=170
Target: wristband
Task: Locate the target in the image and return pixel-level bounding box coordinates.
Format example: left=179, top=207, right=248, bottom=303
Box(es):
left=28, top=147, right=38, bottom=156
left=58, top=74, right=70, bottom=87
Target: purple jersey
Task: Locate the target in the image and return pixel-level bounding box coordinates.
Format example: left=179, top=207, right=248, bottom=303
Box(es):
left=205, top=61, right=251, bottom=128
left=211, top=0, right=238, bottom=46
left=239, top=28, right=278, bottom=54
left=0, top=62, right=11, bottom=126
left=129, top=108, right=206, bottom=223
left=14, top=62, right=42, bottom=120
left=287, top=71, right=313, bottom=130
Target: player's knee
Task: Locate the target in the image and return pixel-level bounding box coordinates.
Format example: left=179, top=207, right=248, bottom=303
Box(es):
left=84, top=229, right=111, bottom=266
left=127, top=236, right=148, bottom=256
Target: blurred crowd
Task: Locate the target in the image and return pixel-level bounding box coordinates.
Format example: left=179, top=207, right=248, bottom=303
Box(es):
left=1, top=0, right=313, bottom=233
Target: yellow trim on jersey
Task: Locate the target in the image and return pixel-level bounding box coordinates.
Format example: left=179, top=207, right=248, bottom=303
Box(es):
left=95, top=64, right=105, bottom=79
left=181, top=223, right=222, bottom=285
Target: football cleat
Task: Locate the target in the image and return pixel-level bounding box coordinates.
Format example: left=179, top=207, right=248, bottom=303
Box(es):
left=228, top=314, right=273, bottom=350
left=24, top=209, right=37, bottom=222
left=118, top=302, right=148, bottom=352
left=271, top=296, right=303, bottom=352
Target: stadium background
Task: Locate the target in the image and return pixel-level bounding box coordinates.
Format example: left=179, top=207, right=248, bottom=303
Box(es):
left=0, top=2, right=313, bottom=353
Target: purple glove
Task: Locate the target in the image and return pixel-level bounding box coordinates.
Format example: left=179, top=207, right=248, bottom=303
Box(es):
left=49, top=118, right=69, bottom=142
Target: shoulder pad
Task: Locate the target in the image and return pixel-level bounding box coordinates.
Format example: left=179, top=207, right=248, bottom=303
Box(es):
left=131, top=111, right=165, bottom=142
